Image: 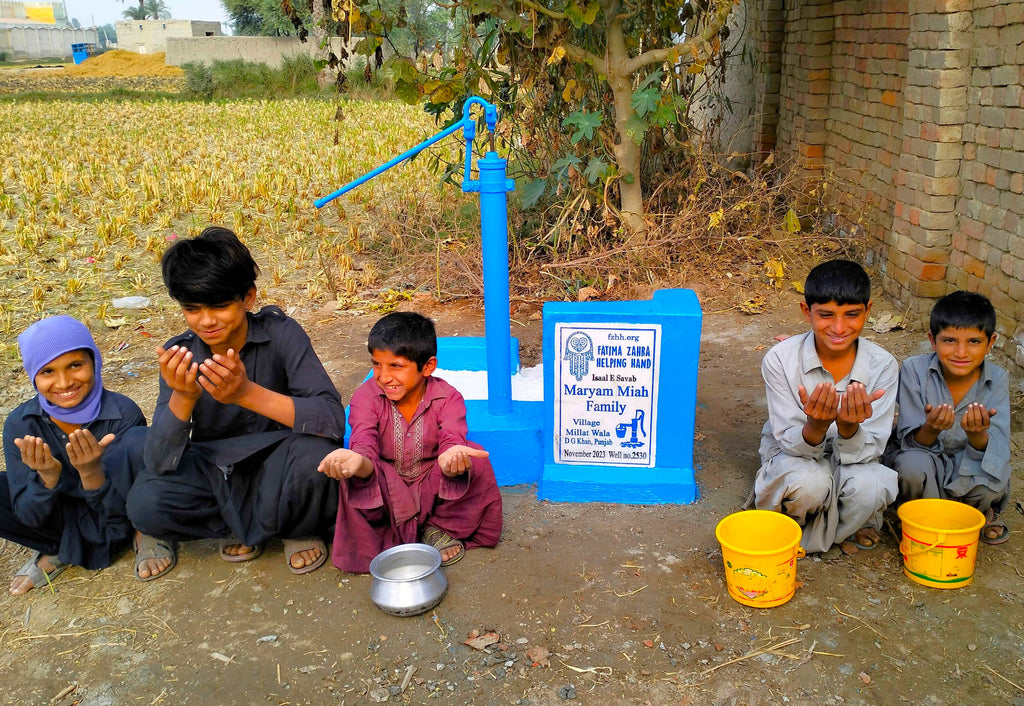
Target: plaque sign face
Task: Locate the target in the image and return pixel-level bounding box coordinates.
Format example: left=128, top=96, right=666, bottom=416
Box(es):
left=553, top=322, right=661, bottom=467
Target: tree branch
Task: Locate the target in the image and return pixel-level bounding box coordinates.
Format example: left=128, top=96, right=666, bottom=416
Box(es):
left=564, top=42, right=604, bottom=71
left=624, top=1, right=732, bottom=74
left=516, top=0, right=569, bottom=21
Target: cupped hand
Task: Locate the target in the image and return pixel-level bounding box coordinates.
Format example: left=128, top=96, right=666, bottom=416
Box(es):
left=197, top=349, right=252, bottom=405
left=157, top=345, right=202, bottom=399
left=66, top=429, right=115, bottom=474
left=317, top=448, right=372, bottom=480
left=961, top=402, right=997, bottom=434
left=837, top=382, right=884, bottom=426
left=799, top=382, right=840, bottom=424
left=923, top=403, right=955, bottom=432
left=13, top=436, right=62, bottom=487
left=438, top=444, right=490, bottom=477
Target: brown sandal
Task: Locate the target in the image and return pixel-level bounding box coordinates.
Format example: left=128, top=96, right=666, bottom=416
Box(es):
left=981, top=511, right=1010, bottom=545
left=422, top=525, right=465, bottom=566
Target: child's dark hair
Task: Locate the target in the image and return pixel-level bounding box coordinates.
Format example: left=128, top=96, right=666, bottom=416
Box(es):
left=930, top=290, right=996, bottom=338
left=368, top=312, right=437, bottom=370
left=803, top=259, right=871, bottom=306
left=161, top=226, right=260, bottom=304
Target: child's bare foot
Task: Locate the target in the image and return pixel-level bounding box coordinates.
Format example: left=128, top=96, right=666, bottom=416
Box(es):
left=981, top=511, right=1010, bottom=545
left=439, top=545, right=462, bottom=564
left=10, top=553, right=66, bottom=595
left=134, top=532, right=177, bottom=581
left=283, top=537, right=328, bottom=575
left=422, top=525, right=465, bottom=567
left=219, top=539, right=263, bottom=562
left=852, top=527, right=880, bottom=549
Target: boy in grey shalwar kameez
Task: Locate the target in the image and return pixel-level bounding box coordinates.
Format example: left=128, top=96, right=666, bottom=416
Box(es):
left=754, top=260, right=898, bottom=553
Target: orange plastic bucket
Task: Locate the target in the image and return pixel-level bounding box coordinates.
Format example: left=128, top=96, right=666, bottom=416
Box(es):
left=898, top=499, right=985, bottom=589
left=715, top=510, right=805, bottom=608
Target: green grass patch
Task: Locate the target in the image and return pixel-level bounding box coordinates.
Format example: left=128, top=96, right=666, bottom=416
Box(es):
left=183, top=55, right=329, bottom=100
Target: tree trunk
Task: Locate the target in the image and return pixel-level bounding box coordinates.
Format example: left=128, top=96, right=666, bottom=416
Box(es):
left=605, top=16, right=645, bottom=232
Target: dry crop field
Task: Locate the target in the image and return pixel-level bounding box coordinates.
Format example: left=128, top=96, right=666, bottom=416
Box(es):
left=0, top=96, right=469, bottom=383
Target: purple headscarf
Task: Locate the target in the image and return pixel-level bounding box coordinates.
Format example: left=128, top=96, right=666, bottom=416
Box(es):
left=17, top=315, right=104, bottom=424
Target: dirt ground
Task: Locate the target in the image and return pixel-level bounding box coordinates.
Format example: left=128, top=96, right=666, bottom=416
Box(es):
left=1, top=291, right=1023, bottom=706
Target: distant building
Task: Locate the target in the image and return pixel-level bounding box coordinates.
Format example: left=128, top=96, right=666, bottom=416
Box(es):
left=0, top=0, right=68, bottom=26
left=0, top=1, right=96, bottom=59
left=114, top=19, right=224, bottom=55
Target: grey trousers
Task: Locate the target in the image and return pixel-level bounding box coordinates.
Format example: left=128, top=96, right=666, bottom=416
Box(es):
left=754, top=453, right=897, bottom=554
left=889, top=447, right=1007, bottom=515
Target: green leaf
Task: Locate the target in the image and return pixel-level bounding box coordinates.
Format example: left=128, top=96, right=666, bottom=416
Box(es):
left=562, top=110, right=602, bottom=144
left=631, top=88, right=661, bottom=118
left=352, top=36, right=381, bottom=55
left=551, top=154, right=583, bottom=182
left=565, top=2, right=584, bottom=27
left=385, top=56, right=417, bottom=83
left=583, top=157, right=608, bottom=184
left=393, top=81, right=421, bottom=105
left=518, top=179, right=547, bottom=209
left=638, top=69, right=663, bottom=91
left=624, top=115, right=648, bottom=144
left=581, top=1, right=600, bottom=24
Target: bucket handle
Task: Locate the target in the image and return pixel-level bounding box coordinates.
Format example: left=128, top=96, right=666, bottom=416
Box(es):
left=796, top=547, right=806, bottom=559
left=900, top=531, right=945, bottom=558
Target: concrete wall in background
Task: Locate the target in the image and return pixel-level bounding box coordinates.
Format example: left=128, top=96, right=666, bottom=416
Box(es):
left=0, top=24, right=97, bottom=58
left=115, top=19, right=223, bottom=55
left=166, top=36, right=354, bottom=69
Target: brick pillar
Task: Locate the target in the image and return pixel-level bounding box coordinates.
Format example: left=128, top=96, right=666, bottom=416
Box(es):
left=885, top=0, right=973, bottom=306
left=778, top=0, right=834, bottom=179
left=752, top=0, right=784, bottom=163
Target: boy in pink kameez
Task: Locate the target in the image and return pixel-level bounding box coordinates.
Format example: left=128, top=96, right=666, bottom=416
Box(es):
left=319, top=312, right=503, bottom=571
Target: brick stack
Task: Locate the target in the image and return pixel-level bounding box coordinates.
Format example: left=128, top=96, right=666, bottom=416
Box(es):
left=752, top=0, right=784, bottom=162
left=886, top=0, right=971, bottom=304
left=951, top=0, right=1024, bottom=350
left=828, top=2, right=909, bottom=249
left=776, top=0, right=834, bottom=178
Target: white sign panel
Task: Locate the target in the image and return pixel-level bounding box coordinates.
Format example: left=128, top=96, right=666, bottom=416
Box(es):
left=554, top=322, right=661, bottom=466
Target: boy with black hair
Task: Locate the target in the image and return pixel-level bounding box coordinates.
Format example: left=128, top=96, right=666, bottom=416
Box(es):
left=883, top=291, right=1010, bottom=544
left=127, top=226, right=345, bottom=577
left=318, top=311, right=503, bottom=572
left=754, top=259, right=898, bottom=553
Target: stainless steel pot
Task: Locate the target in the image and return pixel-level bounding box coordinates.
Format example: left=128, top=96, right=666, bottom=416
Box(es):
left=369, top=543, right=447, bottom=617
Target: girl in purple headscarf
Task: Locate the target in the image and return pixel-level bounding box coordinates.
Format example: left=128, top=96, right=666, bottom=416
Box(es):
left=1, top=316, right=172, bottom=595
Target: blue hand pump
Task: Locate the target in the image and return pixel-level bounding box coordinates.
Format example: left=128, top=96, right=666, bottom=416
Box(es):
left=314, top=97, right=516, bottom=416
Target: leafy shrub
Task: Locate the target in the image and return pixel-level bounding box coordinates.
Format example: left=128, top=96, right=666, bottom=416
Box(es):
left=182, top=62, right=213, bottom=100
left=279, top=53, right=319, bottom=94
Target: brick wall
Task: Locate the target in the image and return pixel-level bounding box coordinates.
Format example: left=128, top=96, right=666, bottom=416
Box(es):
left=760, top=0, right=1024, bottom=368
left=950, top=0, right=1024, bottom=354
left=826, top=2, right=909, bottom=247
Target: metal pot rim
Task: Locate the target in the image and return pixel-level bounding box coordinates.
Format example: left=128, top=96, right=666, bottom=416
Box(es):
left=369, top=542, right=442, bottom=582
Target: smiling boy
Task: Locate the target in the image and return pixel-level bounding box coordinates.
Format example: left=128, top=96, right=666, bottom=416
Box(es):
left=126, top=227, right=345, bottom=577
left=883, top=291, right=1010, bottom=544
left=318, top=312, right=502, bottom=572
left=754, top=260, right=898, bottom=553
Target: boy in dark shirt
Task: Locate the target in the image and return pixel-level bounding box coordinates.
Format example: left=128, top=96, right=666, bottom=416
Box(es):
left=127, top=227, right=345, bottom=577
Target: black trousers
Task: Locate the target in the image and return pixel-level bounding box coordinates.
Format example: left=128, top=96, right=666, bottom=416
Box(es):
left=0, top=472, right=61, bottom=556
left=126, top=434, right=339, bottom=547
left=0, top=425, right=146, bottom=569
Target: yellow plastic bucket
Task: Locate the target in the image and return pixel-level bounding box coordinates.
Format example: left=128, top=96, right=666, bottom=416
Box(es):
left=715, top=510, right=805, bottom=608
left=898, top=498, right=985, bottom=589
